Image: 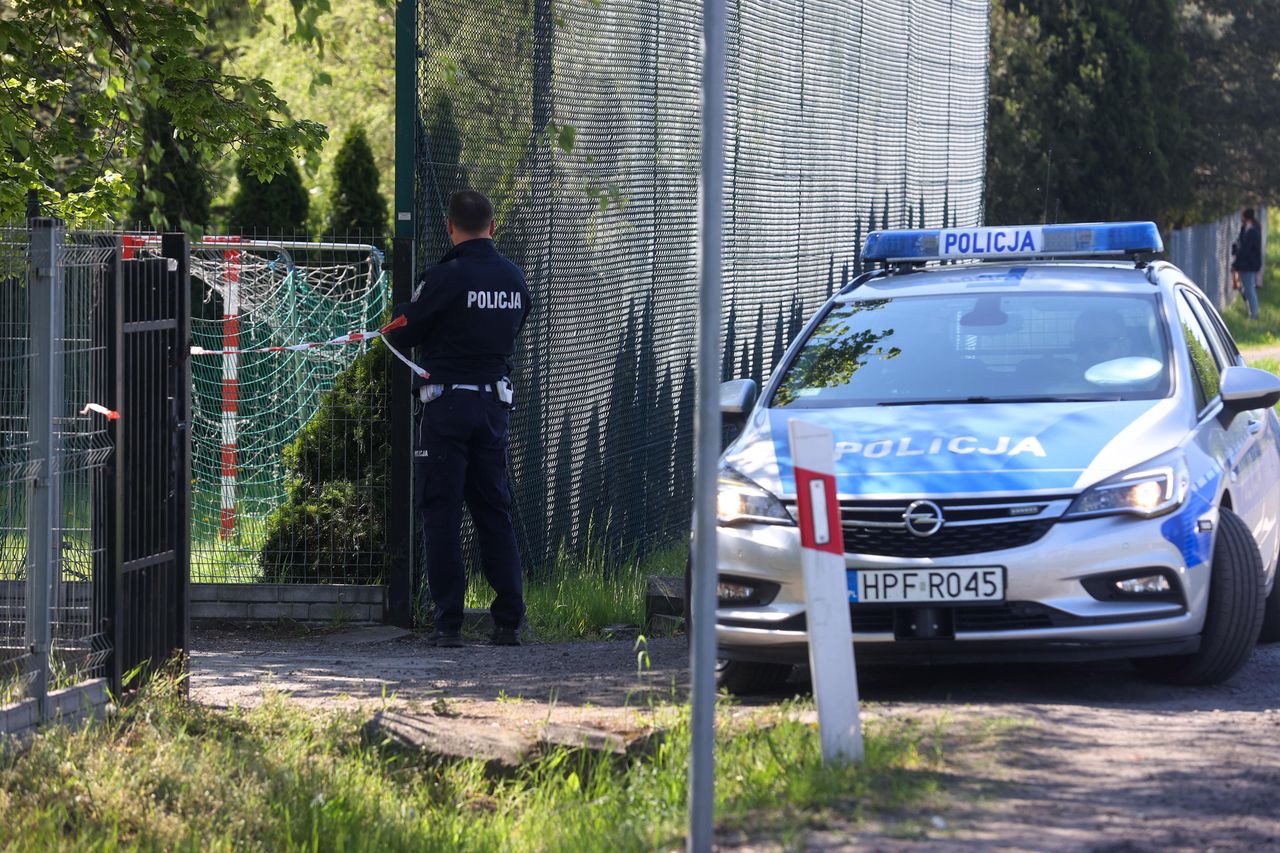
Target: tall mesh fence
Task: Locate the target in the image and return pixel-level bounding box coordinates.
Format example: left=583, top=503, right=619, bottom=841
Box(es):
left=50, top=233, right=114, bottom=676
left=415, top=0, right=988, bottom=573
left=1167, top=208, right=1267, bottom=312
left=0, top=227, right=31, bottom=692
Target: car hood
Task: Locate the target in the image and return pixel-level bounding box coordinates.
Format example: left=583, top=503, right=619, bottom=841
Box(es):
left=723, top=397, right=1186, bottom=499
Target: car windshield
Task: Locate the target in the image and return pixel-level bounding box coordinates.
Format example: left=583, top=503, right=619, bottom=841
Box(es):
left=771, top=291, right=1171, bottom=408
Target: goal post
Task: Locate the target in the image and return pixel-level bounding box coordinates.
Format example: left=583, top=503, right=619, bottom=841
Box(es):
left=126, top=234, right=391, bottom=582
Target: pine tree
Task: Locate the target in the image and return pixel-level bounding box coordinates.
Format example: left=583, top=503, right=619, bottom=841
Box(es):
left=129, top=106, right=212, bottom=232
left=986, top=0, right=1191, bottom=225
left=227, top=156, right=310, bottom=235
left=327, top=126, right=389, bottom=236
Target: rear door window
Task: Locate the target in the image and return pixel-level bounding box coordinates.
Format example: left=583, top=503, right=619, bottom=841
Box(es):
left=1189, top=290, right=1242, bottom=368
left=1175, top=290, right=1221, bottom=410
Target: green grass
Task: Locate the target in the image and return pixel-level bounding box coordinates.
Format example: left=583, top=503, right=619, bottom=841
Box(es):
left=1252, top=357, right=1280, bottom=374
left=190, top=514, right=272, bottom=583
left=0, top=673, right=23, bottom=707
left=464, top=539, right=687, bottom=642
left=1220, top=216, right=1280, bottom=350
left=1, top=652, right=92, bottom=708
left=0, top=675, right=964, bottom=851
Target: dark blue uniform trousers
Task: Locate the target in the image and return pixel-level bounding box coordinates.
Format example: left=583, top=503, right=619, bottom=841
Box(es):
left=415, top=389, right=525, bottom=632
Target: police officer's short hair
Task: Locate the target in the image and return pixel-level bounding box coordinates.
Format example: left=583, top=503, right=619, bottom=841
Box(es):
left=449, top=191, right=495, bottom=234
left=1244, top=207, right=1256, bottom=221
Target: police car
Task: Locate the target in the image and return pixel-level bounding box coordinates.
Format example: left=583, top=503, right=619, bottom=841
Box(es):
left=709, top=221, right=1280, bottom=693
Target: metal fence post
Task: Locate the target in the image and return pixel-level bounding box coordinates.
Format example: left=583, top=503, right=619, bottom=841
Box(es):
left=163, top=233, right=193, bottom=676
left=26, top=217, right=64, bottom=717
left=92, top=236, right=121, bottom=691
left=394, top=0, right=416, bottom=245
left=690, top=0, right=726, bottom=849
left=387, top=237, right=415, bottom=627
left=390, top=0, right=418, bottom=627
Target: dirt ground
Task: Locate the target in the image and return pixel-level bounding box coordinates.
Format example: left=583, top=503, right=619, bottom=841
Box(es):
left=190, top=627, right=1280, bottom=852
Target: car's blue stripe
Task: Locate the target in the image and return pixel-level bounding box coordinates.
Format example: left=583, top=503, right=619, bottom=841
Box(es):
left=1160, top=471, right=1220, bottom=568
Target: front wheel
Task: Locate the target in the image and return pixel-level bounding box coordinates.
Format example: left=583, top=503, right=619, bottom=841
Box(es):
left=1133, top=507, right=1265, bottom=685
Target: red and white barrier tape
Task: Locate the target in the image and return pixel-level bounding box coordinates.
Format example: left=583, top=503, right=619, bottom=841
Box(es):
left=188, top=315, right=429, bottom=379
left=81, top=403, right=120, bottom=421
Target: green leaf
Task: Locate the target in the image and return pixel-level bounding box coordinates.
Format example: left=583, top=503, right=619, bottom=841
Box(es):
left=556, top=124, right=577, bottom=154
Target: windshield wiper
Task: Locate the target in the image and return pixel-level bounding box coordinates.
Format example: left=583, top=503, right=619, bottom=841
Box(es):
left=876, top=395, right=1113, bottom=406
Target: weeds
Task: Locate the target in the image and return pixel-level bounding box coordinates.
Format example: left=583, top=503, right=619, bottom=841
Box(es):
left=0, top=653, right=94, bottom=708
left=0, top=672, right=27, bottom=707
left=0, top=673, right=955, bottom=851
left=464, top=539, right=687, bottom=642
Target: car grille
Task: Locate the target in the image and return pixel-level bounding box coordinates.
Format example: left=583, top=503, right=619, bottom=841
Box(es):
left=849, top=603, right=1055, bottom=632
left=843, top=518, right=1055, bottom=557
left=785, top=495, right=1072, bottom=557
left=953, top=603, right=1056, bottom=632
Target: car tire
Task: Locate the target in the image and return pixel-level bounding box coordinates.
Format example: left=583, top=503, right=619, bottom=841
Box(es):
left=1259, top=563, right=1280, bottom=644
left=1133, top=507, right=1265, bottom=685
left=683, top=557, right=794, bottom=695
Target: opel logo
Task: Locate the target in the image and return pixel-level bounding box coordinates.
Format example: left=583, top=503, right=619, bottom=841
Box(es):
left=903, top=500, right=944, bottom=537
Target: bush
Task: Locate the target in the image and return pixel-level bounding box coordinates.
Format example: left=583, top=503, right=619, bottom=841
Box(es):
left=328, top=126, right=388, bottom=235
left=258, top=344, right=390, bottom=584
left=227, top=156, right=310, bottom=235
left=129, top=106, right=212, bottom=232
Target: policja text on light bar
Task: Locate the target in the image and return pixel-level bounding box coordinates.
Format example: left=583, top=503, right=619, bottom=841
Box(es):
left=861, top=221, right=1164, bottom=263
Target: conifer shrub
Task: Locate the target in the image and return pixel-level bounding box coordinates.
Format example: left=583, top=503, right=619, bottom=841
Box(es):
left=259, top=344, right=390, bottom=584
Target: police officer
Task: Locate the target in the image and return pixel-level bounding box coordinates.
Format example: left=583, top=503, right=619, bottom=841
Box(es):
left=385, top=191, right=531, bottom=647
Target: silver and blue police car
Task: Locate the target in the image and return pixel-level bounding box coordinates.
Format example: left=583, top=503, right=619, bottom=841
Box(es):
left=708, top=221, right=1280, bottom=693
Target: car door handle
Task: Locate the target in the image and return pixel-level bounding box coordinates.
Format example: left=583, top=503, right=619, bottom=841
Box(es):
left=1247, top=417, right=1263, bottom=435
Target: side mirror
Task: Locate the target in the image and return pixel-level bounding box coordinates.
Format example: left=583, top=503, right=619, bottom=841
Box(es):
left=1220, top=365, right=1280, bottom=417
left=720, top=379, right=758, bottom=419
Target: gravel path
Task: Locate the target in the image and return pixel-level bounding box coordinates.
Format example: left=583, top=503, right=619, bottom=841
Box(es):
left=1240, top=344, right=1280, bottom=364
left=191, top=626, right=689, bottom=734
left=190, top=628, right=1280, bottom=851
left=812, top=645, right=1280, bottom=852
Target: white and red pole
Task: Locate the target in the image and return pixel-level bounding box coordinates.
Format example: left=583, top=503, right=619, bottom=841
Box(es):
left=789, top=418, right=863, bottom=763
left=214, top=237, right=241, bottom=539
left=121, top=234, right=145, bottom=260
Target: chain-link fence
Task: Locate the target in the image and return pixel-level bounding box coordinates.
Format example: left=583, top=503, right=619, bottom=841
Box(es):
left=415, top=0, right=989, bottom=572
left=1167, top=208, right=1268, bottom=311
left=1, top=221, right=114, bottom=729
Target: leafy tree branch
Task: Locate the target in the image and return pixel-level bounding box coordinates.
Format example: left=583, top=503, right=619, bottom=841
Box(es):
left=0, top=0, right=333, bottom=223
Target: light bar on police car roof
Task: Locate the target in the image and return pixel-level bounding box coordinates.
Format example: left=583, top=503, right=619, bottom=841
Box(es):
left=861, top=221, right=1163, bottom=263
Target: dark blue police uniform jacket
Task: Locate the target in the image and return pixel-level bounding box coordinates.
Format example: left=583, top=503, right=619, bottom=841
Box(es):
left=385, top=238, right=532, bottom=384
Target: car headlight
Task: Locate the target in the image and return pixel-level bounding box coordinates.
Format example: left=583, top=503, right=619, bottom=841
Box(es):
left=716, top=466, right=794, bottom=525
left=1064, top=450, right=1189, bottom=520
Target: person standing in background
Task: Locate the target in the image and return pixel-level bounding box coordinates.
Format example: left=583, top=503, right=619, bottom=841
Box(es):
left=1231, top=208, right=1263, bottom=319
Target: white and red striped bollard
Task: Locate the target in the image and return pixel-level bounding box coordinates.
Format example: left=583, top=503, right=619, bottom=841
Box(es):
left=788, top=418, right=863, bottom=763
left=212, top=237, right=241, bottom=540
